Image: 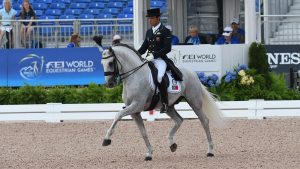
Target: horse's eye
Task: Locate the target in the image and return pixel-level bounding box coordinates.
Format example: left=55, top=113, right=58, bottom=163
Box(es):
left=108, top=62, right=114, bottom=67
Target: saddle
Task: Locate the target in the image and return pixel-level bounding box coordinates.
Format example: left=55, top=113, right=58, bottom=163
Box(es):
left=145, top=61, right=182, bottom=111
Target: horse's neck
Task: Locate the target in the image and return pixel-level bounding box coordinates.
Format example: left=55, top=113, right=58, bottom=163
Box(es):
left=115, top=49, right=150, bottom=84
left=115, top=49, right=144, bottom=73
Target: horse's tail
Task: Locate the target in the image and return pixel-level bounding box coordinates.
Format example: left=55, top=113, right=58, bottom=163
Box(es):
left=199, top=82, right=225, bottom=128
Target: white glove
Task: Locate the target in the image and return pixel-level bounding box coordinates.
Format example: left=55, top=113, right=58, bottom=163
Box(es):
left=146, top=53, right=154, bottom=61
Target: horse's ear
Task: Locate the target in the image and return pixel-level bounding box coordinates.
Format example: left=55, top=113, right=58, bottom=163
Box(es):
left=108, top=47, right=113, bottom=53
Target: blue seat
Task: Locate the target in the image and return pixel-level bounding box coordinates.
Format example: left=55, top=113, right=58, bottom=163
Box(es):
left=97, top=13, right=114, bottom=24
left=93, top=0, right=109, bottom=2
left=45, top=9, right=62, bottom=16
left=89, top=2, right=105, bottom=9
left=50, top=3, right=66, bottom=9
left=53, top=0, right=71, bottom=3
left=59, top=15, right=75, bottom=24
left=70, top=3, right=88, bottom=9
left=15, top=10, right=21, bottom=18
left=123, top=7, right=133, bottom=14
left=150, top=1, right=165, bottom=8
left=117, top=13, right=133, bottom=19
left=102, top=8, right=120, bottom=15
left=39, top=15, right=55, bottom=25
left=17, top=0, right=34, bottom=3
left=33, top=3, right=48, bottom=10
left=34, top=10, right=43, bottom=17
left=38, top=16, right=55, bottom=36
left=75, top=0, right=91, bottom=2
left=36, top=0, right=52, bottom=4
left=13, top=4, right=21, bottom=10
left=84, top=9, right=101, bottom=15
left=127, top=1, right=133, bottom=7
left=107, top=2, right=124, bottom=8
left=78, top=14, right=94, bottom=24
left=64, top=9, right=82, bottom=16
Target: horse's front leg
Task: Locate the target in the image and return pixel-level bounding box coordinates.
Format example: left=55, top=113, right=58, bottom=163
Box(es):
left=131, top=113, right=153, bottom=161
left=102, top=102, right=142, bottom=146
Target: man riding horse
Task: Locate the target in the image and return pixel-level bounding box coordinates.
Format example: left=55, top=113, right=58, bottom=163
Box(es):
left=138, top=8, right=182, bottom=113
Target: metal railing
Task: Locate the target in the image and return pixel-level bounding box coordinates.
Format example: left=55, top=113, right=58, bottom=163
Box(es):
left=260, top=15, right=300, bottom=44
left=0, top=18, right=134, bottom=49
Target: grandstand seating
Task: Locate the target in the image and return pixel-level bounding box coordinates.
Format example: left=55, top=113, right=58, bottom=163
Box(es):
left=10, top=0, right=167, bottom=19
left=5, top=0, right=167, bottom=48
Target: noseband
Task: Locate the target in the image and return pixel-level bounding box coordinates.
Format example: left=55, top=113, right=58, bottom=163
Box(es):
left=102, top=47, right=148, bottom=83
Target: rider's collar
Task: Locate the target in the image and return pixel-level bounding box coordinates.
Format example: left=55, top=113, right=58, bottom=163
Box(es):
left=152, top=22, right=161, bottom=34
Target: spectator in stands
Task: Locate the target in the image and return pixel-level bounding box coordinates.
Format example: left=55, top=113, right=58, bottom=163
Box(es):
left=215, top=26, right=239, bottom=45
left=112, top=34, right=122, bottom=45
left=165, top=25, right=179, bottom=45
left=67, top=33, right=81, bottom=48
left=0, top=0, right=17, bottom=49
left=93, top=35, right=104, bottom=52
left=184, top=25, right=207, bottom=45
left=19, top=0, right=36, bottom=47
left=231, top=17, right=245, bottom=43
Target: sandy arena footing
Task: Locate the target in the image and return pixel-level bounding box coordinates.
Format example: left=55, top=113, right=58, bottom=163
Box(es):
left=0, top=118, right=299, bottom=169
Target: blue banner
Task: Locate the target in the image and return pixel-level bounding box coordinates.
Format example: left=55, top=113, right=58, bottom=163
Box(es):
left=0, top=52, right=7, bottom=86
left=1, top=47, right=104, bottom=87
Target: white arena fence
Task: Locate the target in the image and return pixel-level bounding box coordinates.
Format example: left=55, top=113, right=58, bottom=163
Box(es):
left=0, top=18, right=133, bottom=49
left=0, top=100, right=299, bottom=122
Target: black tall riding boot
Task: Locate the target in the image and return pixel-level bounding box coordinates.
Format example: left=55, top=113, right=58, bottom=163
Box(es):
left=158, top=77, right=168, bottom=113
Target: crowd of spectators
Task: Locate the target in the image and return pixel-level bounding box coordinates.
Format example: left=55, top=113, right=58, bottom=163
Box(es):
left=166, top=17, right=245, bottom=46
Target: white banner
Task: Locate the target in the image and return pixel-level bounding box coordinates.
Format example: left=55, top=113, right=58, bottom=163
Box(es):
left=168, top=44, right=249, bottom=77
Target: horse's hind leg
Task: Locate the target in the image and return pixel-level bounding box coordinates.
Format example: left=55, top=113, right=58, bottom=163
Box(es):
left=166, top=106, right=183, bottom=152
left=186, top=98, right=214, bottom=157
left=131, top=113, right=153, bottom=161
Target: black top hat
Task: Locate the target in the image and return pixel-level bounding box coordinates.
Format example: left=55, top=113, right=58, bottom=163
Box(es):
left=146, top=8, right=161, bottom=17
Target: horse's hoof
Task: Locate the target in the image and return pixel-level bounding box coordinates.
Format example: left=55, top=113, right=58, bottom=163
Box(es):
left=170, top=143, right=177, bottom=152
left=144, top=156, right=152, bottom=161
left=102, top=139, right=111, bottom=146
left=206, top=153, right=214, bottom=157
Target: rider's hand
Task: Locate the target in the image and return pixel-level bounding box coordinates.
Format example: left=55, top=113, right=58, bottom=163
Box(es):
left=147, top=53, right=154, bottom=60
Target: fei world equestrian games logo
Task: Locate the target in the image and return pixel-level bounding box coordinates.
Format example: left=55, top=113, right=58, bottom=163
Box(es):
left=19, top=54, right=45, bottom=80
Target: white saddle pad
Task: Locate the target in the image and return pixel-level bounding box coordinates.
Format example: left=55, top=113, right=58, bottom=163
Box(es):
left=148, top=69, right=182, bottom=94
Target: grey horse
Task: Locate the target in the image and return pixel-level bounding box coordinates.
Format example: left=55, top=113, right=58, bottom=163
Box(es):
left=101, top=44, right=224, bottom=161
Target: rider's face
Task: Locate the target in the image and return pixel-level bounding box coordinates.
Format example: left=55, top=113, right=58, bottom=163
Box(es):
left=148, top=16, right=160, bottom=27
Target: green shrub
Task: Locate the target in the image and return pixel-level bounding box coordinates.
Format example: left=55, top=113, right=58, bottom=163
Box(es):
left=14, top=85, right=47, bottom=104
left=0, top=88, right=11, bottom=104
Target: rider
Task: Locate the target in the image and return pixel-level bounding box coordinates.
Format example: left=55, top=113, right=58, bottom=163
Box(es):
left=138, top=8, right=176, bottom=113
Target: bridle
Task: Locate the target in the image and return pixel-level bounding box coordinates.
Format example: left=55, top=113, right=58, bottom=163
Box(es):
left=102, top=47, right=148, bottom=84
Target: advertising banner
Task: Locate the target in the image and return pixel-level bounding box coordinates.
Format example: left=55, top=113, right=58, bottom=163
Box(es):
left=0, top=53, right=7, bottom=86
left=168, top=45, right=222, bottom=73
left=265, top=45, right=300, bottom=73
left=3, top=47, right=104, bottom=87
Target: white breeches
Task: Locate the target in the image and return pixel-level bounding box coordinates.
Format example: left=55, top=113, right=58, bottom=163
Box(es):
left=152, top=58, right=167, bottom=83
